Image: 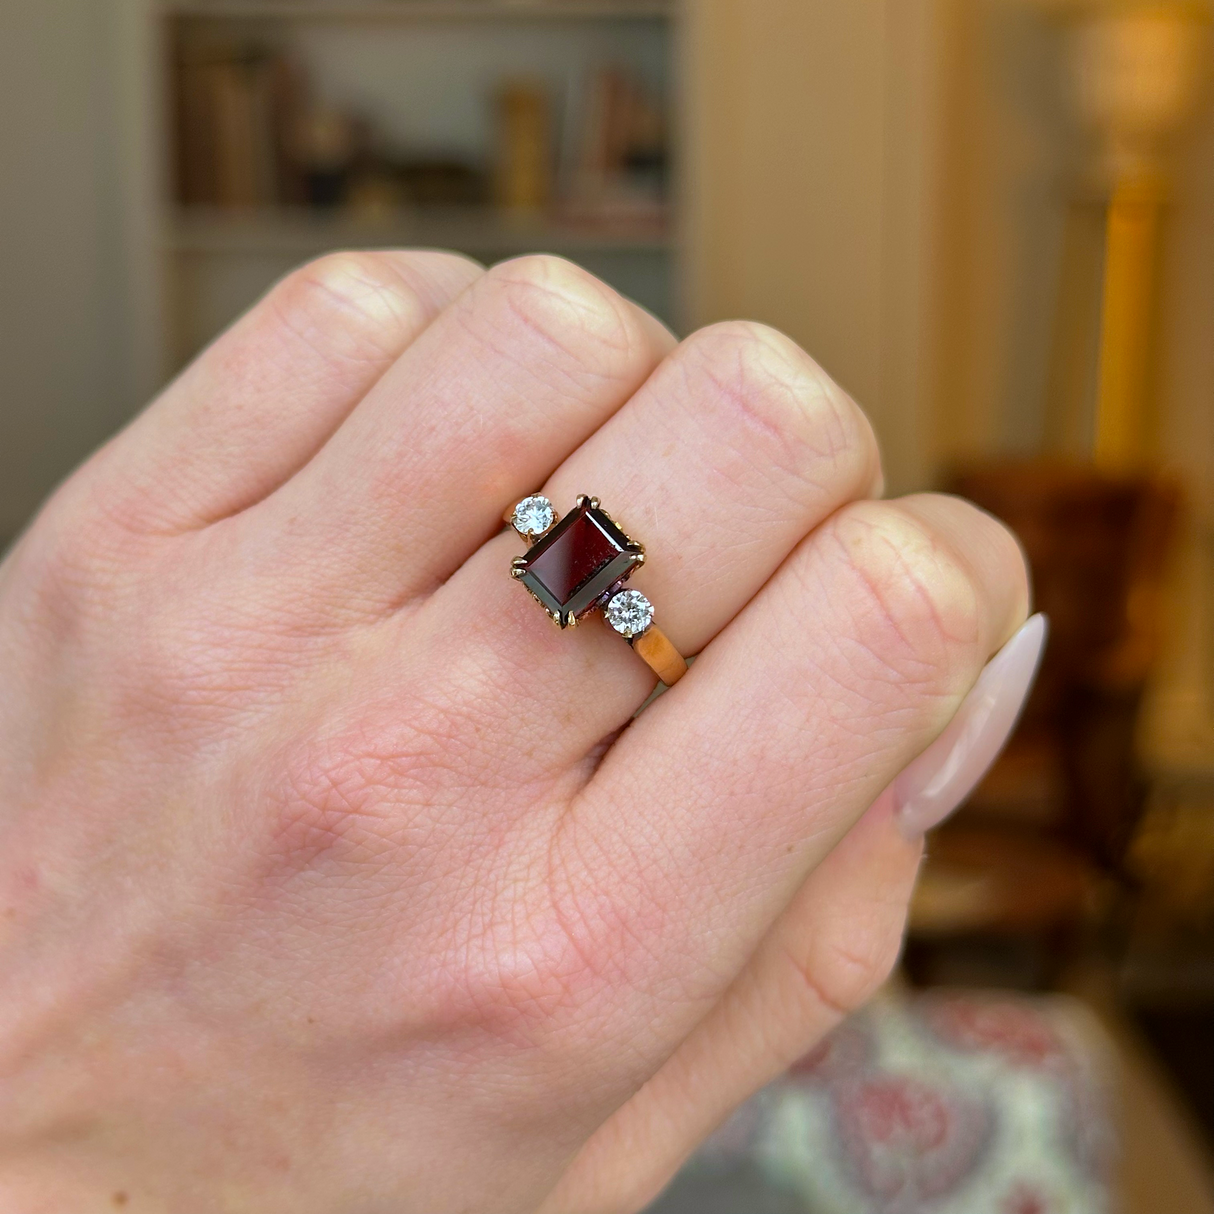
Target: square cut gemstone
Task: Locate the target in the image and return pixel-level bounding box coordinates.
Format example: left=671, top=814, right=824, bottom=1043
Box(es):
left=518, top=500, right=641, bottom=626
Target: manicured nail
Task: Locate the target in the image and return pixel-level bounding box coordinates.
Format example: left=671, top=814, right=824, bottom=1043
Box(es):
left=894, top=614, right=1048, bottom=838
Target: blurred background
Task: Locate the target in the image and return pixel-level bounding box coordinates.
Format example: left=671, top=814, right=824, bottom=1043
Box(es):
left=1, top=1, right=1212, bottom=1210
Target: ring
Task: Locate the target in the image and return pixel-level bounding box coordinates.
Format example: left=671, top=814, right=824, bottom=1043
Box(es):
left=506, top=494, right=689, bottom=686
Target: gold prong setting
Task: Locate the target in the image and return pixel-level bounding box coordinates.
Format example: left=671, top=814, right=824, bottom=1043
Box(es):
left=504, top=492, right=689, bottom=685
left=509, top=494, right=646, bottom=630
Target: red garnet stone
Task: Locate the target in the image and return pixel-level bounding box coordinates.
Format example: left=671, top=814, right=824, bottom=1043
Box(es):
left=518, top=498, right=642, bottom=627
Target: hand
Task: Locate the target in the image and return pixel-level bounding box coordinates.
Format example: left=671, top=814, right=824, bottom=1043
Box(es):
left=0, top=253, right=1028, bottom=1213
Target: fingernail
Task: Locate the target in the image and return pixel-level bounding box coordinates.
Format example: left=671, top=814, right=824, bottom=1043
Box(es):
left=894, top=613, right=1048, bottom=838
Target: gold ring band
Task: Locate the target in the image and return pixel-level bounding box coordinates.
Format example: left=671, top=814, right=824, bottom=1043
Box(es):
left=632, top=627, right=689, bottom=686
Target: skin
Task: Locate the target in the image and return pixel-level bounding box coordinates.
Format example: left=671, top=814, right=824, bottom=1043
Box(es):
left=0, top=252, right=1029, bottom=1214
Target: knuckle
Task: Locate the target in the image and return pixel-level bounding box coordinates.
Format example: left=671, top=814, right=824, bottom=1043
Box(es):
left=978, top=503, right=1032, bottom=614
left=447, top=827, right=665, bottom=1052
left=4, top=483, right=144, bottom=634
left=826, top=500, right=985, bottom=685
left=682, top=321, right=879, bottom=496
left=110, top=599, right=275, bottom=739
left=446, top=899, right=615, bottom=1049
left=256, top=673, right=529, bottom=877
left=2, top=527, right=98, bottom=645
left=478, top=254, right=643, bottom=376
left=396, top=247, right=485, bottom=297
left=264, top=736, right=406, bottom=873
left=790, top=923, right=904, bottom=1019
left=118, top=611, right=207, bottom=719
left=270, top=251, right=432, bottom=365
left=262, top=706, right=469, bottom=875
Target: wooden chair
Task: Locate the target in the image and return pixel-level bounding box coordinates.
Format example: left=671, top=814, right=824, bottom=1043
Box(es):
left=905, top=460, right=1179, bottom=987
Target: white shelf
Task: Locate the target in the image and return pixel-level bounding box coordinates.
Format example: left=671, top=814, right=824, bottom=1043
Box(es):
left=167, top=208, right=672, bottom=257
left=164, top=0, right=672, bottom=21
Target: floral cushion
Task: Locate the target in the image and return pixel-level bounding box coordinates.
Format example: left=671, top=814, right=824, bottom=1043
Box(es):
left=649, top=989, right=1116, bottom=1214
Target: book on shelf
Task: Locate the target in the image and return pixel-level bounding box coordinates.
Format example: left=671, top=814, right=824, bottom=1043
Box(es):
left=494, top=80, right=553, bottom=215
left=171, top=30, right=670, bottom=234
left=560, top=64, right=668, bottom=230
left=175, top=40, right=305, bottom=209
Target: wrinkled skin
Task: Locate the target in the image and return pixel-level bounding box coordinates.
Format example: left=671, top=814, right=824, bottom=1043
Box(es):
left=0, top=252, right=1028, bottom=1213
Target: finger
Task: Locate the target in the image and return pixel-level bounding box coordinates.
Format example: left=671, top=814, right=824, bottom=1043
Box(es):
left=553, top=495, right=1027, bottom=1059
left=256, top=255, right=676, bottom=612
left=87, top=250, right=484, bottom=532
left=418, top=320, right=883, bottom=768
left=543, top=789, right=922, bottom=1214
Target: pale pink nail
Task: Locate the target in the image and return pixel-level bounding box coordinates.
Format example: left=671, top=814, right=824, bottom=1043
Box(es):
left=894, top=614, right=1048, bottom=837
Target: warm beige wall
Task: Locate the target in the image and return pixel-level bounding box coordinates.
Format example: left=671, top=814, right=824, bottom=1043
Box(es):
left=682, top=0, right=945, bottom=495
left=1141, top=94, right=1214, bottom=770
left=0, top=2, right=128, bottom=539
left=932, top=0, right=1073, bottom=467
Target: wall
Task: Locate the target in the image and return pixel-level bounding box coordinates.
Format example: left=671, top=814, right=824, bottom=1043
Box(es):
left=1142, top=94, right=1214, bottom=772
left=933, top=0, right=1074, bottom=466
left=682, top=0, right=946, bottom=496
left=0, top=2, right=137, bottom=541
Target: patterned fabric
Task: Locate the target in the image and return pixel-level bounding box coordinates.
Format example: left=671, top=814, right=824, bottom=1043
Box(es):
left=650, top=989, right=1115, bottom=1214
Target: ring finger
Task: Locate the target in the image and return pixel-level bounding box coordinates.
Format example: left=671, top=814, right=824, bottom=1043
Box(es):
left=418, top=319, right=883, bottom=771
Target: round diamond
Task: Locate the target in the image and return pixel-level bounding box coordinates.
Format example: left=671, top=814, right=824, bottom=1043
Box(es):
left=512, top=495, right=554, bottom=537
left=604, top=589, right=654, bottom=638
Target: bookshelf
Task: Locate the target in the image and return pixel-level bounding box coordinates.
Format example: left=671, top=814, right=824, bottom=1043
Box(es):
left=151, top=0, right=680, bottom=370
left=168, top=208, right=670, bottom=256
left=162, top=2, right=673, bottom=20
